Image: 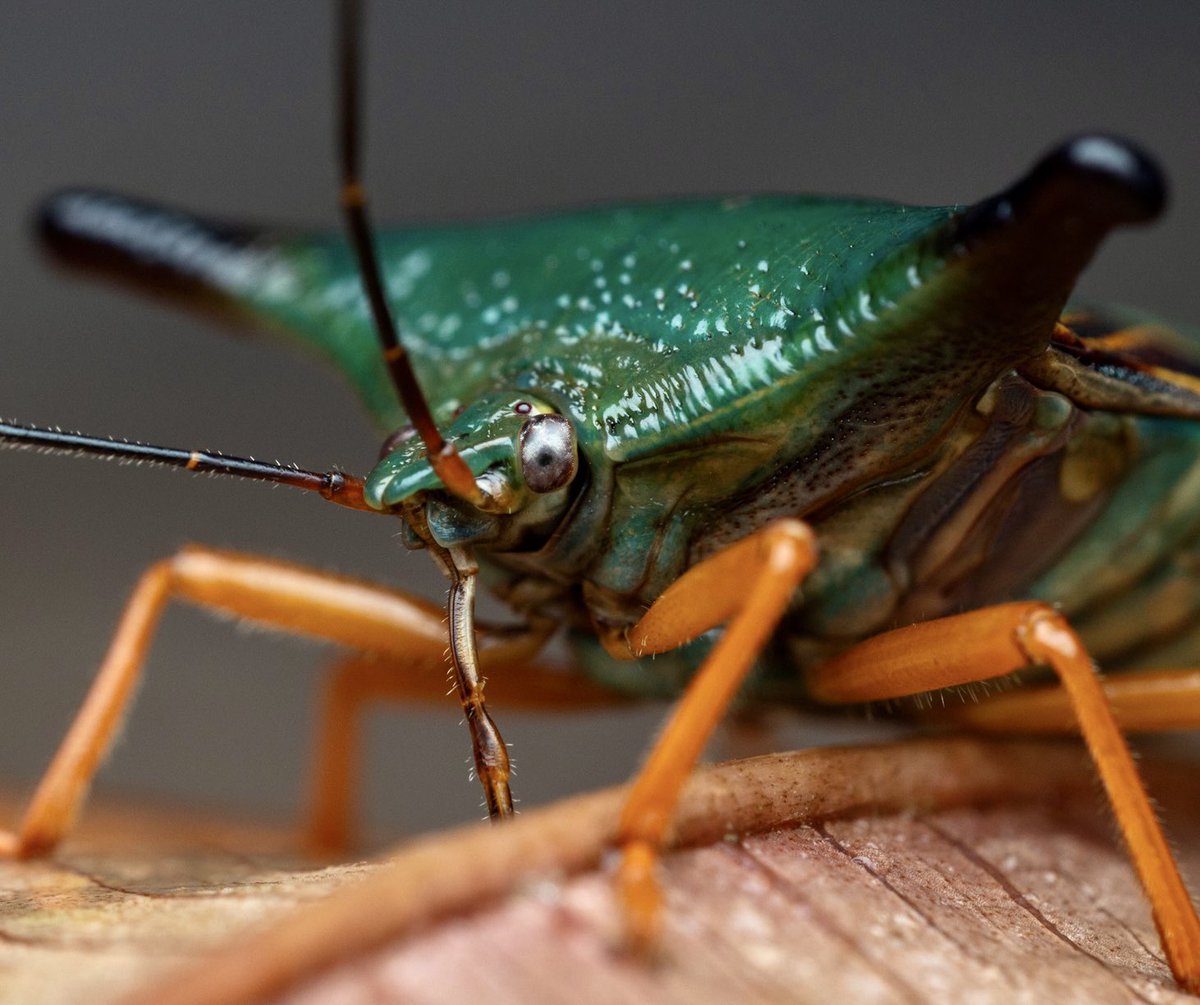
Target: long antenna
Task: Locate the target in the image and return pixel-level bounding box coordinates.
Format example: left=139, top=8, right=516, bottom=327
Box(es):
left=0, top=420, right=375, bottom=513
left=336, top=0, right=482, bottom=505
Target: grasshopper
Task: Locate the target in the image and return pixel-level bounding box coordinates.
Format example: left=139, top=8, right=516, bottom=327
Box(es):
left=3, top=1, right=1200, bottom=998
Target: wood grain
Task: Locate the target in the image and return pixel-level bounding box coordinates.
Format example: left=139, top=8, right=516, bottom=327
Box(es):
left=0, top=738, right=1195, bottom=1004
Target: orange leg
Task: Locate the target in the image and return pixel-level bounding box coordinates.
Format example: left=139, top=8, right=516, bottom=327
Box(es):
left=942, top=668, right=1200, bottom=734
left=805, top=602, right=1200, bottom=993
left=601, top=518, right=819, bottom=952
left=309, top=650, right=631, bottom=853
left=0, top=545, right=527, bottom=859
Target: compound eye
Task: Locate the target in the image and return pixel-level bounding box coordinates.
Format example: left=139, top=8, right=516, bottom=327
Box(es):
left=518, top=414, right=577, bottom=493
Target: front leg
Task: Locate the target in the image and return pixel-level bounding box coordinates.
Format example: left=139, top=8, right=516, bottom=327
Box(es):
left=0, top=546, right=513, bottom=859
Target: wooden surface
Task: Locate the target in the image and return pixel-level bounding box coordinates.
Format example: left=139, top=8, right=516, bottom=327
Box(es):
left=0, top=738, right=1196, bottom=1004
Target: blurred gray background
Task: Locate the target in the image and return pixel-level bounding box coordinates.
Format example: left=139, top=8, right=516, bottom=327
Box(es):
left=0, top=2, right=1197, bottom=841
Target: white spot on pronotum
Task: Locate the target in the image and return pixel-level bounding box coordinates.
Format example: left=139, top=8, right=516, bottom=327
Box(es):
left=757, top=259, right=769, bottom=272
left=639, top=411, right=662, bottom=434
left=491, top=269, right=511, bottom=289
left=858, top=289, right=877, bottom=322
left=679, top=258, right=693, bottom=271
left=670, top=313, right=683, bottom=330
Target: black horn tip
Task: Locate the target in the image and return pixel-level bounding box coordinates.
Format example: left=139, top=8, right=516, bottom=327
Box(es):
left=953, top=135, right=1168, bottom=249
left=1026, top=134, right=1167, bottom=224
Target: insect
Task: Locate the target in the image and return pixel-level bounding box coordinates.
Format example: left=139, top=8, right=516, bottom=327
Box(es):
left=2, top=1, right=1200, bottom=997
left=2, top=2, right=1194, bottom=830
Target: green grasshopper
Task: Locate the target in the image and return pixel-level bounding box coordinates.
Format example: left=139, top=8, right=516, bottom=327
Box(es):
left=3, top=1, right=1200, bottom=998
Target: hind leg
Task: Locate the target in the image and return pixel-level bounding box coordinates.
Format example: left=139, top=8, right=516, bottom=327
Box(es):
left=940, top=668, right=1200, bottom=733
left=805, top=602, right=1200, bottom=993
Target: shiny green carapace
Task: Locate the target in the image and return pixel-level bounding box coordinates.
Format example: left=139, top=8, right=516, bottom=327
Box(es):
left=39, top=135, right=1200, bottom=700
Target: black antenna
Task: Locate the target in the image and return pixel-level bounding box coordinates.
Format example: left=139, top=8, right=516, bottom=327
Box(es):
left=336, top=0, right=482, bottom=505
left=0, top=420, right=374, bottom=512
